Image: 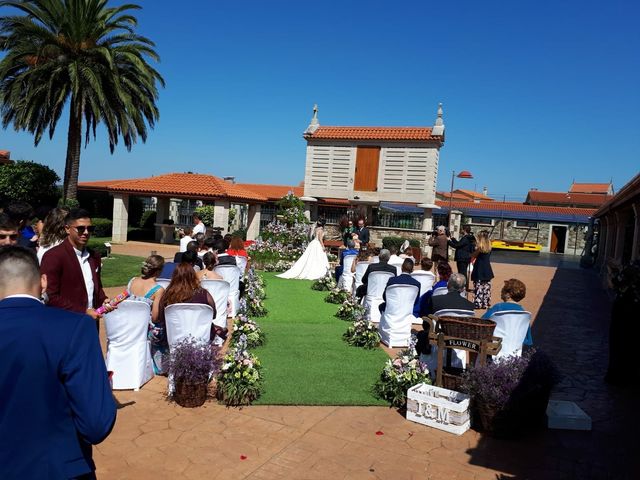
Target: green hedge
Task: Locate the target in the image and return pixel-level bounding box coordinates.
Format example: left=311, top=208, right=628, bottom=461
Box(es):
left=382, top=236, right=421, bottom=252
left=92, top=218, right=113, bottom=237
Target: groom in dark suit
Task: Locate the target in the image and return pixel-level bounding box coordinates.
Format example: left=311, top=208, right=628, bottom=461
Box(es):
left=0, top=246, right=116, bottom=479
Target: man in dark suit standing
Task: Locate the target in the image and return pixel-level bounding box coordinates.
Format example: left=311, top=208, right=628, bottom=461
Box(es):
left=448, top=225, right=476, bottom=279
left=356, top=249, right=397, bottom=298
left=355, top=218, right=370, bottom=247
left=380, top=258, right=421, bottom=312
left=0, top=246, right=116, bottom=479
left=41, top=209, right=108, bottom=322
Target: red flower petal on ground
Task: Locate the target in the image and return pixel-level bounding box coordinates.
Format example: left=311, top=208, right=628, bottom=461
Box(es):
left=375, top=431, right=384, bottom=436
left=240, top=455, right=247, bottom=460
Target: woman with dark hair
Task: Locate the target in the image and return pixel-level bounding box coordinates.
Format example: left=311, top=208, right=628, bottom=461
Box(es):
left=277, top=218, right=329, bottom=280
left=196, top=252, right=223, bottom=281
left=127, top=255, right=165, bottom=322
left=36, top=207, right=69, bottom=263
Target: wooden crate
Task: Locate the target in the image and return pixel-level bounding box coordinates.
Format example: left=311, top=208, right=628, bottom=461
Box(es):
left=406, top=383, right=471, bottom=435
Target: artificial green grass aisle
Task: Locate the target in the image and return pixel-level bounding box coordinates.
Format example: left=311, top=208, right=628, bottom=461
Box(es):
left=253, top=272, right=389, bottom=405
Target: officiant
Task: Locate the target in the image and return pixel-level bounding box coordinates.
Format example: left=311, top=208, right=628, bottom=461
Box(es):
left=355, top=218, right=370, bottom=248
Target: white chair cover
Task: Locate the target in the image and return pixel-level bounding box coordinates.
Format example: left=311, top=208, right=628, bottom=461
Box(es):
left=104, top=300, right=154, bottom=390
left=432, top=286, right=448, bottom=297
left=235, top=256, right=248, bottom=276
left=433, top=309, right=476, bottom=368
left=354, top=261, right=371, bottom=292
left=214, top=265, right=240, bottom=317
left=165, top=303, right=213, bottom=347
left=371, top=256, right=380, bottom=263
left=491, top=310, right=532, bottom=358
left=378, top=284, right=419, bottom=348
left=338, top=254, right=357, bottom=293
left=201, top=279, right=231, bottom=328
left=411, top=271, right=436, bottom=297
left=156, top=278, right=170, bottom=289
left=364, top=271, right=394, bottom=323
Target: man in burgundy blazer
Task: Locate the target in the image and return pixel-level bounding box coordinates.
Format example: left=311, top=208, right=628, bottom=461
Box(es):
left=41, top=209, right=107, bottom=320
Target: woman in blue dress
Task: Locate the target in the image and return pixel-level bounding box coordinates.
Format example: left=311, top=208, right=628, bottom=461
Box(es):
left=482, top=278, right=533, bottom=346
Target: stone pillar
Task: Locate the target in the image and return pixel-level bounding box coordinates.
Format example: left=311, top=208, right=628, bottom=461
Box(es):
left=169, top=199, right=181, bottom=224
left=111, top=193, right=129, bottom=243
left=300, top=196, right=317, bottom=222
left=632, top=203, right=640, bottom=261
left=246, top=204, right=262, bottom=240
left=421, top=208, right=433, bottom=232
left=613, top=210, right=628, bottom=263
left=155, top=197, right=170, bottom=242
left=214, top=200, right=230, bottom=234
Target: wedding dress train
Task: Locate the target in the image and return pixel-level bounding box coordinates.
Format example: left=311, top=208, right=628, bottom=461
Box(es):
left=276, top=229, right=329, bottom=280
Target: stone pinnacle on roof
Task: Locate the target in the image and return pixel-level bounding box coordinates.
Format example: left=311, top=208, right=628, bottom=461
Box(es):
left=432, top=102, right=444, bottom=136
left=304, top=103, right=320, bottom=135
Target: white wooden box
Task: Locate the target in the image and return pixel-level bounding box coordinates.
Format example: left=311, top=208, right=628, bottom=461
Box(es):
left=406, top=383, right=471, bottom=435
left=547, top=400, right=592, bottom=431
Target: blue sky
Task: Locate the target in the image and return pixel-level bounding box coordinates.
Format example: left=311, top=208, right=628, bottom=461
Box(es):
left=1, top=0, right=638, bottom=200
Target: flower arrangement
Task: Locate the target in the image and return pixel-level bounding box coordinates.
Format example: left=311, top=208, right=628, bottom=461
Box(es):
left=461, top=350, right=560, bottom=436
left=343, top=319, right=380, bottom=349
left=335, top=296, right=365, bottom=321
left=264, top=260, right=294, bottom=272
left=373, top=337, right=431, bottom=408
left=326, top=253, right=338, bottom=263
left=324, top=288, right=351, bottom=305
left=231, top=315, right=266, bottom=348
left=240, top=268, right=269, bottom=317
left=216, top=336, right=263, bottom=406
left=167, top=337, right=221, bottom=407
left=311, top=270, right=336, bottom=291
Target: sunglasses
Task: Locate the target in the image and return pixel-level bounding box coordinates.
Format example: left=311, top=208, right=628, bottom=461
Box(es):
left=0, top=233, right=18, bottom=241
left=70, top=225, right=96, bottom=234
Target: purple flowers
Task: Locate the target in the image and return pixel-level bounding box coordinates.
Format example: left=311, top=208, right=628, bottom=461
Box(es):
left=167, top=337, right=221, bottom=385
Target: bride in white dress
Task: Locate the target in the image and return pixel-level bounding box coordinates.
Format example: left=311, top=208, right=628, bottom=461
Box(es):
left=277, top=219, right=329, bottom=280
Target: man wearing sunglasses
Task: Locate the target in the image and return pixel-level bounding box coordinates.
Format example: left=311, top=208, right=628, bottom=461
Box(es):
left=41, top=209, right=108, bottom=323
left=0, top=213, right=19, bottom=246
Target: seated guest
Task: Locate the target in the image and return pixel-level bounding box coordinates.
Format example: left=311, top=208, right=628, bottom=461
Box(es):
left=380, top=259, right=421, bottom=312
left=335, top=239, right=359, bottom=281
left=126, top=255, right=165, bottom=322
left=425, top=273, right=475, bottom=316
left=173, top=240, right=204, bottom=270
left=416, top=262, right=453, bottom=316
left=161, top=250, right=199, bottom=279
left=36, top=207, right=69, bottom=263
left=204, top=236, right=216, bottom=254
left=0, top=213, right=18, bottom=247
left=388, top=246, right=403, bottom=266
left=179, top=227, right=193, bottom=253
left=226, top=236, right=248, bottom=258
left=351, top=248, right=374, bottom=274
left=482, top=279, right=532, bottom=346
left=420, top=257, right=435, bottom=273
left=196, top=252, right=223, bottom=281
left=214, top=239, right=237, bottom=266
left=194, top=232, right=208, bottom=257
left=151, top=263, right=223, bottom=371
left=356, top=248, right=397, bottom=298
left=0, top=246, right=116, bottom=478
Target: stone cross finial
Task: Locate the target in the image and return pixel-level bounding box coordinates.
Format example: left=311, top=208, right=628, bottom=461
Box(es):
left=432, top=102, right=445, bottom=136
left=435, top=103, right=443, bottom=126
left=304, top=103, right=320, bottom=135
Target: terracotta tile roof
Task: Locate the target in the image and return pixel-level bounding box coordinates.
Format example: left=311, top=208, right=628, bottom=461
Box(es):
left=305, top=126, right=441, bottom=142
left=236, top=183, right=304, bottom=201
left=437, top=200, right=596, bottom=220
left=454, top=189, right=494, bottom=201
left=437, top=190, right=494, bottom=202
left=318, top=197, right=352, bottom=206
left=526, top=190, right=611, bottom=207
left=79, top=173, right=267, bottom=202
left=594, top=173, right=640, bottom=217
left=0, top=150, right=11, bottom=164
left=569, top=182, right=611, bottom=194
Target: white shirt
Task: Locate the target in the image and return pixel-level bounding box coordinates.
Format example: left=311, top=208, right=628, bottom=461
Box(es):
left=74, top=247, right=94, bottom=310
left=179, top=235, right=193, bottom=253
left=3, top=294, right=43, bottom=303
left=37, top=240, right=62, bottom=264
left=192, top=222, right=206, bottom=236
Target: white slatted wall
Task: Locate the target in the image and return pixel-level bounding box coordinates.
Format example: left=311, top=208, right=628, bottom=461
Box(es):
left=380, top=148, right=436, bottom=200
left=307, top=145, right=353, bottom=190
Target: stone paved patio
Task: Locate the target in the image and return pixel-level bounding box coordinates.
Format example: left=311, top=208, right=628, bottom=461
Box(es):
left=98, top=242, right=637, bottom=479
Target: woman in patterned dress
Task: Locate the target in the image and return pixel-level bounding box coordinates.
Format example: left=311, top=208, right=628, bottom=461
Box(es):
left=471, top=230, right=494, bottom=309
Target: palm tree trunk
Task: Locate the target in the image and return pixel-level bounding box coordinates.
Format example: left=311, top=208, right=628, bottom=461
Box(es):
left=63, top=102, right=82, bottom=202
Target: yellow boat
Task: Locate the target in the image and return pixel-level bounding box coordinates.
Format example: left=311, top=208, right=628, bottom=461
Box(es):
left=491, top=239, right=542, bottom=252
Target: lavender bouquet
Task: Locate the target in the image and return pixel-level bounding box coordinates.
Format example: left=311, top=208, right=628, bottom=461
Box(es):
left=167, top=337, right=220, bottom=385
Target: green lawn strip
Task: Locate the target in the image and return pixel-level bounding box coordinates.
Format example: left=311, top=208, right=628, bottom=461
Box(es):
left=101, top=254, right=145, bottom=288
left=253, top=272, right=388, bottom=406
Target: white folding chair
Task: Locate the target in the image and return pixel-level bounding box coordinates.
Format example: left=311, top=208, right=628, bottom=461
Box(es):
left=338, top=254, right=357, bottom=293
left=354, top=261, right=371, bottom=292
left=164, top=303, right=213, bottom=347
left=104, top=300, right=154, bottom=390
left=201, top=279, right=231, bottom=328
left=411, top=271, right=436, bottom=297
left=490, top=310, right=532, bottom=358
left=214, top=264, right=240, bottom=317
left=378, top=284, right=419, bottom=348
left=364, top=271, right=395, bottom=323
left=156, top=278, right=171, bottom=289
left=235, top=256, right=248, bottom=276
left=432, top=286, right=449, bottom=297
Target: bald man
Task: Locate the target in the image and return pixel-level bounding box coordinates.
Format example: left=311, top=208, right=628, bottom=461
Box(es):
left=0, top=246, right=116, bottom=479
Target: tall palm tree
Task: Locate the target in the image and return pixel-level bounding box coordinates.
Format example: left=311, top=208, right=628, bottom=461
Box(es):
left=0, top=0, right=164, bottom=201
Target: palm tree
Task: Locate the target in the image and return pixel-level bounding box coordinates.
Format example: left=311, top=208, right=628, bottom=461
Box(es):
left=0, top=0, right=164, bottom=201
